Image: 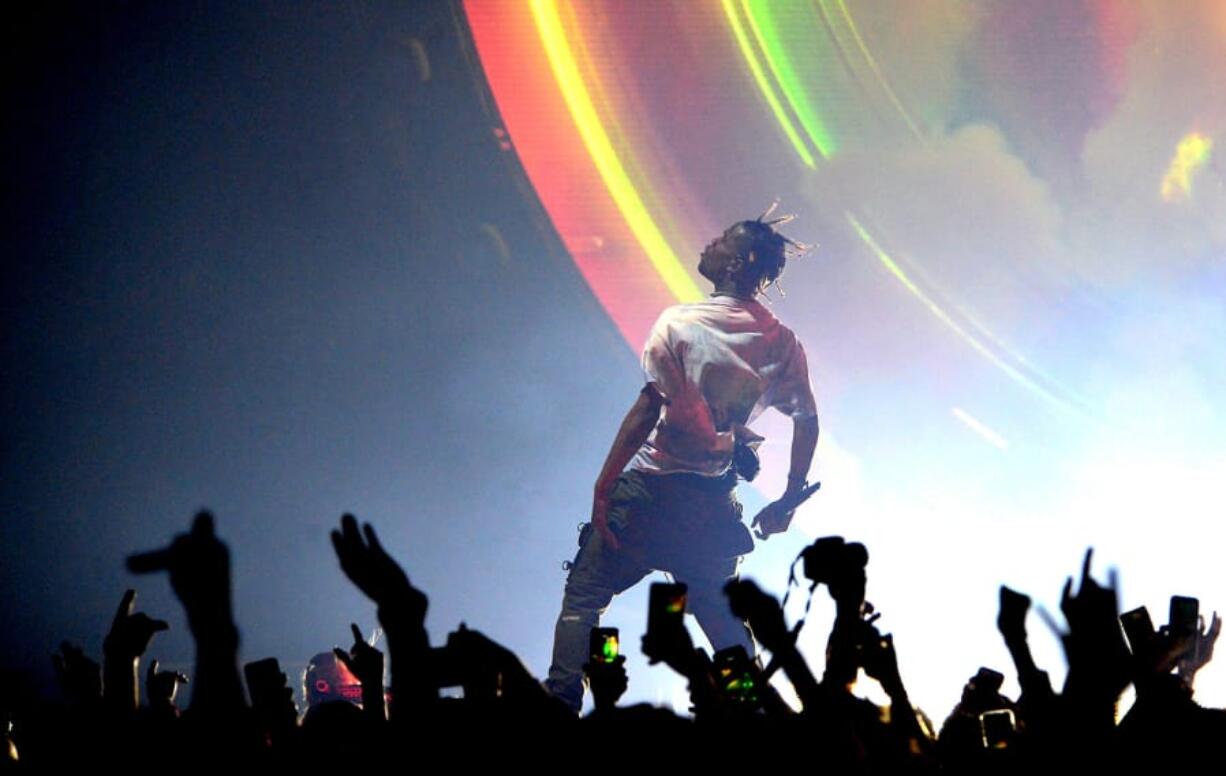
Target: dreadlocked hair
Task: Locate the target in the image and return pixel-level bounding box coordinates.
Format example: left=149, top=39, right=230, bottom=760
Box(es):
left=723, top=200, right=808, bottom=295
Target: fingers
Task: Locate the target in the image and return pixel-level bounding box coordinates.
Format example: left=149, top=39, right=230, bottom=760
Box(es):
left=351, top=622, right=364, bottom=645
left=334, top=513, right=387, bottom=560
left=114, top=589, right=136, bottom=624
left=1081, top=547, right=1094, bottom=585
left=751, top=509, right=771, bottom=540
left=332, top=515, right=363, bottom=564
left=1000, top=585, right=1029, bottom=610
left=362, top=522, right=383, bottom=554
left=340, top=513, right=361, bottom=548
left=333, top=647, right=355, bottom=672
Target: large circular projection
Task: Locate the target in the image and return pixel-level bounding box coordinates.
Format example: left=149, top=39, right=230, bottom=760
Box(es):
left=463, top=1, right=1226, bottom=714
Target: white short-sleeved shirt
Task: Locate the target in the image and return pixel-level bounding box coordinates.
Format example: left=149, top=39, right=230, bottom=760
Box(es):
left=630, top=294, right=817, bottom=476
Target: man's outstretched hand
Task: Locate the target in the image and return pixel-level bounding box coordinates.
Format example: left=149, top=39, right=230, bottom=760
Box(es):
left=751, top=499, right=796, bottom=540
left=752, top=481, right=819, bottom=540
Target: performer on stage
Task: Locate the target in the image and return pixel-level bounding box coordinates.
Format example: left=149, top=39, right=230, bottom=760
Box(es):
left=544, top=208, right=820, bottom=713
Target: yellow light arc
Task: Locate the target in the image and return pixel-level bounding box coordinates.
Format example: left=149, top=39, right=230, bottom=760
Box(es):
left=722, top=0, right=818, bottom=168
left=529, top=0, right=703, bottom=303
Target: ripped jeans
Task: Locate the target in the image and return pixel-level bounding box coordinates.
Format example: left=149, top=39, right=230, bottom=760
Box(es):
left=543, top=468, right=755, bottom=713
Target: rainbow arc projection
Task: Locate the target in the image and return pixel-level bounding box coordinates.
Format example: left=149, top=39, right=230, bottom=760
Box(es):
left=463, top=0, right=1226, bottom=716
left=462, top=0, right=1112, bottom=415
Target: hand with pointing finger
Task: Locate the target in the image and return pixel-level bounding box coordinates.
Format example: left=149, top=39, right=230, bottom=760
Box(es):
left=104, top=589, right=168, bottom=663
left=102, top=588, right=168, bottom=712
left=334, top=623, right=386, bottom=721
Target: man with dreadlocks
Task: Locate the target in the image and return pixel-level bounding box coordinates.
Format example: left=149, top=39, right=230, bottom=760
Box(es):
left=544, top=208, right=820, bottom=713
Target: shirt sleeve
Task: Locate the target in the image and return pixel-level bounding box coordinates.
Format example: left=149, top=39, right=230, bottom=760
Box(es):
left=641, top=308, right=686, bottom=400
left=769, top=335, right=818, bottom=419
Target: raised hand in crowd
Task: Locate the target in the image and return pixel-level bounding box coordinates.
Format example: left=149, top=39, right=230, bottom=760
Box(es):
left=334, top=623, right=386, bottom=721
left=1177, top=611, right=1221, bottom=689
left=145, top=659, right=188, bottom=719
left=444, top=624, right=558, bottom=714
left=997, top=585, right=1054, bottom=707
left=102, top=589, right=168, bottom=713
left=331, top=514, right=427, bottom=633
left=859, top=630, right=906, bottom=705
left=243, top=657, right=298, bottom=752
left=330, top=513, right=430, bottom=717
left=638, top=598, right=726, bottom=718
left=1057, top=549, right=1130, bottom=719
left=583, top=653, right=628, bottom=714
left=51, top=641, right=101, bottom=707
left=128, top=511, right=244, bottom=715
left=724, top=578, right=820, bottom=711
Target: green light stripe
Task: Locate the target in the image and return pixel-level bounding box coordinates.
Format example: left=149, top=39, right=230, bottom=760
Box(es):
left=743, top=0, right=838, bottom=158
left=834, top=0, right=923, bottom=140
left=847, top=213, right=1084, bottom=417
left=721, top=0, right=817, bottom=169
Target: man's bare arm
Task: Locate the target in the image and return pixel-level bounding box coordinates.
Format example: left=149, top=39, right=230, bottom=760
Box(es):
left=752, top=413, right=819, bottom=539
left=591, top=384, right=667, bottom=550
left=785, top=414, right=819, bottom=498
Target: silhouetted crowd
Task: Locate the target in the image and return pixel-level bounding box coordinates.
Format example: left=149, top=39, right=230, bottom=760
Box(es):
left=3, top=511, right=1221, bottom=772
